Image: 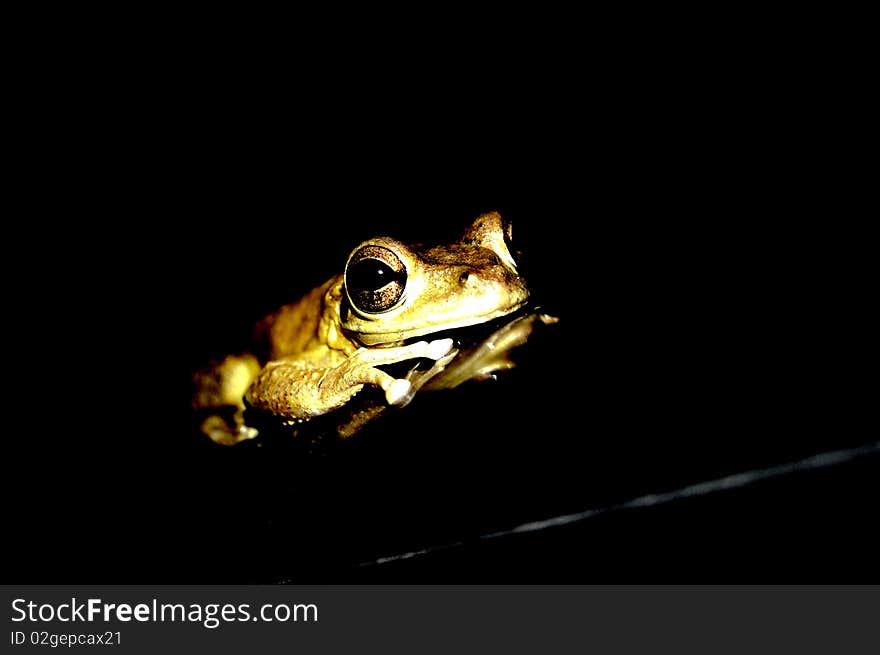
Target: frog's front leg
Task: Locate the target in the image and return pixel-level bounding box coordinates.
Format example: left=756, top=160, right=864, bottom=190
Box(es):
left=245, top=338, right=454, bottom=420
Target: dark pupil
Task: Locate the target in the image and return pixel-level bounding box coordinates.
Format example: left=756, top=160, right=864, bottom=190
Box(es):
left=348, top=259, right=396, bottom=291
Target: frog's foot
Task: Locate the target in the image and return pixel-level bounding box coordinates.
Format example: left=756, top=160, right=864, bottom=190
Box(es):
left=200, top=414, right=259, bottom=446
left=382, top=338, right=458, bottom=406
left=385, top=379, right=414, bottom=405
left=424, top=311, right=559, bottom=390
left=328, top=337, right=456, bottom=408
left=386, top=348, right=460, bottom=407
left=426, top=338, right=455, bottom=360
left=193, top=353, right=262, bottom=446
left=383, top=345, right=460, bottom=407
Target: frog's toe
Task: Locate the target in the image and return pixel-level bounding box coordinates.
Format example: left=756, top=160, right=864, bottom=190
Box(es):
left=201, top=416, right=259, bottom=446
left=238, top=425, right=259, bottom=441
left=427, top=338, right=454, bottom=360
left=385, top=378, right=413, bottom=406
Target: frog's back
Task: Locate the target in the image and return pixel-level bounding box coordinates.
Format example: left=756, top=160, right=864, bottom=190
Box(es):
left=253, top=276, right=342, bottom=362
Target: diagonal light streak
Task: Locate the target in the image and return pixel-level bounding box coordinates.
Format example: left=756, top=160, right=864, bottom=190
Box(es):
left=358, top=441, right=880, bottom=568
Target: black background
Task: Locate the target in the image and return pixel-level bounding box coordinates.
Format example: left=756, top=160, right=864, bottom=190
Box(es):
left=6, top=62, right=875, bottom=584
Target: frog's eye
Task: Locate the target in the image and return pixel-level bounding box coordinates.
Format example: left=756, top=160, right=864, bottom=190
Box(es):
left=345, top=245, right=407, bottom=313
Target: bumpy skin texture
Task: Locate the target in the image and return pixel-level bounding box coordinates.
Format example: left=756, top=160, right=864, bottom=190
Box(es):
left=192, top=212, right=544, bottom=446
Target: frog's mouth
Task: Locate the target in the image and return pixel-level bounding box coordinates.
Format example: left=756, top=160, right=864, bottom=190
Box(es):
left=351, top=299, right=531, bottom=348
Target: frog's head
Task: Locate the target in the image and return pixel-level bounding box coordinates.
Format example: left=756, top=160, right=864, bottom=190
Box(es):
left=341, top=212, right=530, bottom=346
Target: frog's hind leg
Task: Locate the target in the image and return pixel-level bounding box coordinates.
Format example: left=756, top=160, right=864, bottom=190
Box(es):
left=192, top=353, right=262, bottom=446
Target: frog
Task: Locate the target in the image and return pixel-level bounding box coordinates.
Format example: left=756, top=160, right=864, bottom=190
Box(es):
left=191, top=211, right=558, bottom=446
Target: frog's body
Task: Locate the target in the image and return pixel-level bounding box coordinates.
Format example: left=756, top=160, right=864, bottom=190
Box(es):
left=192, top=212, right=556, bottom=445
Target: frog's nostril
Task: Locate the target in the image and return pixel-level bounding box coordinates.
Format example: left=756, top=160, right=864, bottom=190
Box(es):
left=459, top=271, right=471, bottom=285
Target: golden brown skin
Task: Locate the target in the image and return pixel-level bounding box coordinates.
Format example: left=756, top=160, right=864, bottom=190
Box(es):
left=192, top=212, right=553, bottom=445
